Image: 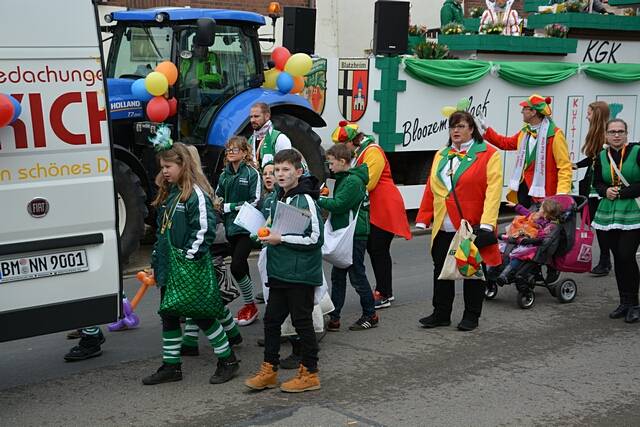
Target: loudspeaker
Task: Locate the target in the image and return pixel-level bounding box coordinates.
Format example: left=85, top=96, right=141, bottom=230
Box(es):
left=282, top=7, right=316, bottom=54
left=373, top=1, right=410, bottom=55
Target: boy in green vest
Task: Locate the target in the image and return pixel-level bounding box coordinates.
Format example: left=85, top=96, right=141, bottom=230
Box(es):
left=245, top=149, right=323, bottom=393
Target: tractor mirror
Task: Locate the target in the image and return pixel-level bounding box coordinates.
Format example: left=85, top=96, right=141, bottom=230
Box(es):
left=195, top=18, right=216, bottom=47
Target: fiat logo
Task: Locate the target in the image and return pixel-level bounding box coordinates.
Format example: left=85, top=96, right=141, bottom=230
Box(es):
left=27, top=198, right=49, bottom=218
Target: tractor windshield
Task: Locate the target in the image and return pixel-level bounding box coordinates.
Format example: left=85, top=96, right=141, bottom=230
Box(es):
left=108, top=26, right=173, bottom=78
left=176, top=24, right=260, bottom=144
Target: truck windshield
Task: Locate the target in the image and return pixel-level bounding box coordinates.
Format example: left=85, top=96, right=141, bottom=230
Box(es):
left=176, top=24, right=259, bottom=144
left=109, top=26, right=173, bottom=78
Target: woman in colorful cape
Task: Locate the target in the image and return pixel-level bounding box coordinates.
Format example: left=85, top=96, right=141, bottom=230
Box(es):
left=416, top=110, right=503, bottom=331
left=143, top=132, right=240, bottom=386
left=592, top=118, right=640, bottom=323
left=574, top=101, right=612, bottom=276
left=331, top=121, right=411, bottom=309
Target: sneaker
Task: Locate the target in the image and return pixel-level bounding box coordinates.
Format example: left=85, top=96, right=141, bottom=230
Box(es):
left=280, top=352, right=302, bottom=369
left=64, top=333, right=106, bottom=361
left=609, top=304, right=631, bottom=319
left=245, top=362, right=279, bottom=390
left=374, top=290, right=395, bottom=303
left=66, top=329, right=82, bottom=340
left=349, top=314, right=379, bottom=331
left=457, top=317, right=479, bottom=331
left=229, top=333, right=243, bottom=347
left=327, top=319, right=340, bottom=332
left=280, top=365, right=321, bottom=393
left=180, top=345, right=199, bottom=356
left=236, top=303, right=259, bottom=326
left=142, top=363, right=182, bottom=385
left=375, top=297, right=391, bottom=309
left=209, top=353, right=240, bottom=384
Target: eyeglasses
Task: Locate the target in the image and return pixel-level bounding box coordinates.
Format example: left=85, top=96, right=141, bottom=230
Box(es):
left=606, top=130, right=627, bottom=136
left=225, top=147, right=241, bottom=154
left=450, top=124, right=469, bottom=130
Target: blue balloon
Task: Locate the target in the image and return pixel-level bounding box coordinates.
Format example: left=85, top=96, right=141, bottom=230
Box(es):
left=276, top=72, right=294, bottom=94
left=8, top=95, right=21, bottom=123
left=131, top=78, right=153, bottom=102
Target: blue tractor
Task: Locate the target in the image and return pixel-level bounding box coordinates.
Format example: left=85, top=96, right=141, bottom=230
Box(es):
left=103, top=8, right=326, bottom=261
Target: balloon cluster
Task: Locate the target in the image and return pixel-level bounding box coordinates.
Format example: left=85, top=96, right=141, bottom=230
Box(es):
left=131, top=61, right=179, bottom=123
left=263, top=47, right=312, bottom=95
left=0, top=94, right=22, bottom=128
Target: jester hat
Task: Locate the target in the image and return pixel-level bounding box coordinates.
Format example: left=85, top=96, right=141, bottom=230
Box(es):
left=331, top=120, right=359, bottom=143
left=520, top=94, right=552, bottom=117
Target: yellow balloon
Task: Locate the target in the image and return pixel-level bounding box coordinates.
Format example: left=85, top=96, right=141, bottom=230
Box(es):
left=284, top=53, right=313, bottom=77
left=145, top=71, right=169, bottom=97
left=441, top=106, right=457, bottom=118
left=263, top=68, right=281, bottom=89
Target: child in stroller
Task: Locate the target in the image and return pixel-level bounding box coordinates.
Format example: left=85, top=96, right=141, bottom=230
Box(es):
left=486, top=195, right=585, bottom=308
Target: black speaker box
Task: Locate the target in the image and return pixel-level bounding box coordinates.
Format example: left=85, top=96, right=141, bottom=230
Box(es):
left=373, top=1, right=410, bottom=55
left=282, top=7, right=316, bottom=54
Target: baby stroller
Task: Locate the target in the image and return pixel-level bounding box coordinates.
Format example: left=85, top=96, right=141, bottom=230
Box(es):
left=485, top=195, right=589, bottom=309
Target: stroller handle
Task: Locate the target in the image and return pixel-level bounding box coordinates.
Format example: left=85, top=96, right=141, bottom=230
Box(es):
left=571, top=195, right=588, bottom=211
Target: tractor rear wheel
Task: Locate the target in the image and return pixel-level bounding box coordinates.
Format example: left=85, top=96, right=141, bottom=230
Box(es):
left=114, top=159, right=147, bottom=264
left=271, top=114, right=325, bottom=181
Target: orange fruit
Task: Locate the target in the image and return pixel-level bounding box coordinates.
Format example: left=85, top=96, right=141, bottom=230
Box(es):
left=257, top=227, right=270, bottom=237
left=320, top=187, right=330, bottom=196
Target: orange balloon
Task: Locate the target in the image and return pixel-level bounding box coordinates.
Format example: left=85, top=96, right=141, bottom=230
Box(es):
left=257, top=227, right=271, bottom=237
left=136, top=271, right=147, bottom=283
left=155, top=61, right=178, bottom=86
left=289, top=76, right=305, bottom=94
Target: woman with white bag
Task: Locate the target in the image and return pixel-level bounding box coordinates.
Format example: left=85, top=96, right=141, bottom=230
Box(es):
left=318, top=144, right=378, bottom=331
left=416, top=110, right=503, bottom=331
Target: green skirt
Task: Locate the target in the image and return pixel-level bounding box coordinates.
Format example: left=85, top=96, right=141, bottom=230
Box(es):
left=592, top=197, right=640, bottom=231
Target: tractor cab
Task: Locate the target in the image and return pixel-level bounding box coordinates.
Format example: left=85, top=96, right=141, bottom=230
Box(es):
left=104, top=8, right=265, bottom=145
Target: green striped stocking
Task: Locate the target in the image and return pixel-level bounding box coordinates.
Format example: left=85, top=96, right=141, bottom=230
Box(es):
left=162, top=329, right=182, bottom=365
left=237, top=275, right=255, bottom=304
left=204, top=321, right=231, bottom=359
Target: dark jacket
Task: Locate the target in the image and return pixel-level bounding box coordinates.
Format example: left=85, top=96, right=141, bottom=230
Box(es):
left=151, top=184, right=216, bottom=287
left=215, top=161, right=261, bottom=237
left=317, top=164, right=370, bottom=240
left=264, top=176, right=324, bottom=287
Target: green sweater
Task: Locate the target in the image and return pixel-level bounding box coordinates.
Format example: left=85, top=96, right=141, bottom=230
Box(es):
left=317, top=164, right=370, bottom=240
left=151, top=184, right=216, bottom=287
left=215, top=161, right=261, bottom=236
left=440, top=0, right=464, bottom=27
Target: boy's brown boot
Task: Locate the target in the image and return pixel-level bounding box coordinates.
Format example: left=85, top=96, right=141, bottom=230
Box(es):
left=280, top=364, right=321, bottom=393
left=244, top=362, right=278, bottom=390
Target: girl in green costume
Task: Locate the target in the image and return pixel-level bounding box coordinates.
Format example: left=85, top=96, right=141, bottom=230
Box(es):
left=592, top=119, right=640, bottom=323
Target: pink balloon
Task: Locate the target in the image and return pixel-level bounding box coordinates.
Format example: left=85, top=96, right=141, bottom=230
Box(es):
left=0, top=94, right=15, bottom=128
left=167, top=97, right=178, bottom=117
left=272, top=47, right=291, bottom=71
left=146, top=96, right=170, bottom=123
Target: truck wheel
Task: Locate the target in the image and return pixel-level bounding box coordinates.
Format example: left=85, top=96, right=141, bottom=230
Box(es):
left=271, top=114, right=325, bottom=181
left=114, top=159, right=147, bottom=264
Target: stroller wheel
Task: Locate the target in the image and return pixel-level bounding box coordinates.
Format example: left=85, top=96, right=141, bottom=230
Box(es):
left=485, top=281, right=498, bottom=300
left=556, top=279, right=577, bottom=303
left=517, top=290, right=535, bottom=309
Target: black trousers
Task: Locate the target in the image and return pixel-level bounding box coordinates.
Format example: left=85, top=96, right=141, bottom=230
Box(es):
left=599, top=229, right=640, bottom=306
left=263, top=286, right=318, bottom=371
left=227, top=234, right=253, bottom=281
left=431, top=231, right=486, bottom=320
left=367, top=224, right=395, bottom=298
left=160, top=287, right=214, bottom=332
left=588, top=198, right=612, bottom=267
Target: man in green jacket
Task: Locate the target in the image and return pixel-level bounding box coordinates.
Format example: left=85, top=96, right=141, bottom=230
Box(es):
left=440, top=0, right=464, bottom=27
left=318, top=143, right=377, bottom=331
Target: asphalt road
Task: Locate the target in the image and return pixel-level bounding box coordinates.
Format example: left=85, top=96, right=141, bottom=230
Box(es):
left=1, top=234, right=639, bottom=426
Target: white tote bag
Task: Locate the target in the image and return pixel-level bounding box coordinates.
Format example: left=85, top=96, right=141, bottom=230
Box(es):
left=321, top=205, right=360, bottom=269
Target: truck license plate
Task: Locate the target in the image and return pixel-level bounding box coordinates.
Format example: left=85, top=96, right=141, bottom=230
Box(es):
left=0, top=250, right=89, bottom=283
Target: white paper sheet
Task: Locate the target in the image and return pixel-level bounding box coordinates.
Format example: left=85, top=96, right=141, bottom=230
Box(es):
left=324, top=178, right=336, bottom=198
left=233, top=202, right=266, bottom=235
left=271, top=201, right=311, bottom=235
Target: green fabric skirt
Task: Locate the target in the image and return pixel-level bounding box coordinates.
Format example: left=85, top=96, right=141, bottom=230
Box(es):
left=593, top=197, right=640, bottom=230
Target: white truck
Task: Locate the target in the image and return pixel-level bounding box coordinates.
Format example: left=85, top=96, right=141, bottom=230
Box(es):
left=308, top=32, right=640, bottom=208
left=0, top=0, right=120, bottom=342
